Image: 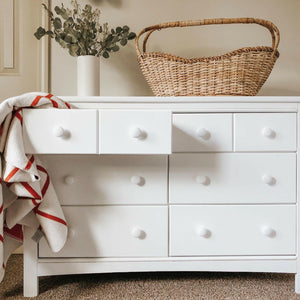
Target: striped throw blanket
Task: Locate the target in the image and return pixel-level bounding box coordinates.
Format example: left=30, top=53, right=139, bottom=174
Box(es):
left=0, top=93, right=70, bottom=282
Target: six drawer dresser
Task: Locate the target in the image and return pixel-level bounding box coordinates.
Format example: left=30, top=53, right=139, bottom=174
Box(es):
left=21, top=97, right=300, bottom=297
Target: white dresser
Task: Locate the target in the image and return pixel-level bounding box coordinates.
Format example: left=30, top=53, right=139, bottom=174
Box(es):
left=22, top=97, right=300, bottom=297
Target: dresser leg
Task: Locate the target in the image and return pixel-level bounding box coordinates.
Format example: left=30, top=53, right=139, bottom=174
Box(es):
left=295, top=274, right=300, bottom=294
left=23, top=226, right=39, bottom=297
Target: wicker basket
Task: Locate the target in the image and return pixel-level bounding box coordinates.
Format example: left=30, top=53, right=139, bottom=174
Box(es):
left=135, top=18, right=280, bottom=96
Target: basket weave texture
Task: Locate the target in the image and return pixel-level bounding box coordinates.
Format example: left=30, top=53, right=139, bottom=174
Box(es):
left=136, top=18, right=280, bottom=97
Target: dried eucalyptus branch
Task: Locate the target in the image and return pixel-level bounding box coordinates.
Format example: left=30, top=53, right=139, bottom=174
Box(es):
left=34, top=0, right=136, bottom=58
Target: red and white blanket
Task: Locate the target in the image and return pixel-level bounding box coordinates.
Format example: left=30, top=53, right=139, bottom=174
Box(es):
left=0, top=92, right=70, bottom=281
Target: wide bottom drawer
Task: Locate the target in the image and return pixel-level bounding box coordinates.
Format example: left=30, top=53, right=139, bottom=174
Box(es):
left=39, top=206, right=168, bottom=258
left=170, top=205, right=296, bottom=256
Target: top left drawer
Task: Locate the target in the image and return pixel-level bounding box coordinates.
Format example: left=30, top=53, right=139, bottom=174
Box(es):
left=23, top=109, right=98, bottom=154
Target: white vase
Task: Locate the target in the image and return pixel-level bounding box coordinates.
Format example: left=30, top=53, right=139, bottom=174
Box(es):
left=77, top=55, right=100, bottom=96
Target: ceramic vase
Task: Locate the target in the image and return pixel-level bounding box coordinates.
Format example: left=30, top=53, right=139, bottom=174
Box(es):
left=77, top=55, right=100, bottom=96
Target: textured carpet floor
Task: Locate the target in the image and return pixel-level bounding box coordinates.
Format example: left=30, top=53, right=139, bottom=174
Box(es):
left=1, top=255, right=300, bottom=300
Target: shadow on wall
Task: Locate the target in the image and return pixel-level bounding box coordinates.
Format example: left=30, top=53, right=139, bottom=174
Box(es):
left=101, top=43, right=153, bottom=96
left=258, top=88, right=300, bottom=96
left=90, top=0, right=122, bottom=8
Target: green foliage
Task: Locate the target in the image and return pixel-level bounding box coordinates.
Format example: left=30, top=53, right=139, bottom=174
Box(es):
left=34, top=0, right=136, bottom=58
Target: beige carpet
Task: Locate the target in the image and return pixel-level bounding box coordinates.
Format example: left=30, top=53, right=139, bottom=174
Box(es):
left=1, top=255, right=300, bottom=300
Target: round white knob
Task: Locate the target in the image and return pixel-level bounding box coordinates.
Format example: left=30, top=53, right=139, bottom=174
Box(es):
left=129, top=127, right=145, bottom=140
left=53, top=126, right=65, bottom=137
left=261, top=226, right=276, bottom=238
left=131, top=227, right=145, bottom=239
left=131, top=175, right=144, bottom=186
left=64, top=175, right=74, bottom=185
left=262, top=174, right=276, bottom=185
left=262, top=127, right=276, bottom=139
left=196, top=128, right=211, bottom=140
left=195, top=175, right=210, bottom=185
left=195, top=227, right=211, bottom=238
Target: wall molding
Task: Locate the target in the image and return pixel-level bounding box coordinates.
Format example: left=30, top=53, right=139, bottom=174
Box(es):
left=38, top=0, right=50, bottom=92
left=0, top=0, right=19, bottom=75
left=3, top=0, right=14, bottom=69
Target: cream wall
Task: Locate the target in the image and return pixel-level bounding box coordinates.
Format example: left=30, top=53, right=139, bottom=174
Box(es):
left=50, top=0, right=300, bottom=96
left=0, top=0, right=46, bottom=101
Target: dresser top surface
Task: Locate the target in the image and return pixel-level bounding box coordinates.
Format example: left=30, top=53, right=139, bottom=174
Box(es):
left=62, top=96, right=300, bottom=104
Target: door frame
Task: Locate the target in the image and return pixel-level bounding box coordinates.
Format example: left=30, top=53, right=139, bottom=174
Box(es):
left=39, top=0, right=50, bottom=93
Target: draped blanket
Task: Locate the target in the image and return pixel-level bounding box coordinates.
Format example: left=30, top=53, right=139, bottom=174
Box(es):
left=0, top=93, right=70, bottom=281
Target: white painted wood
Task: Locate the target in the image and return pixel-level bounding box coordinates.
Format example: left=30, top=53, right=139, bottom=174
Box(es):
left=295, top=274, right=300, bottom=294
left=99, top=110, right=172, bottom=154
left=38, top=255, right=297, bottom=263
left=169, top=153, right=296, bottom=204
left=234, top=113, right=297, bottom=151
left=38, top=155, right=168, bottom=205
left=62, top=96, right=300, bottom=104
left=37, top=258, right=296, bottom=277
left=173, top=113, right=232, bottom=152
left=65, top=101, right=299, bottom=113
left=23, top=226, right=38, bottom=297
left=296, top=106, right=300, bottom=294
left=170, top=205, right=296, bottom=256
left=20, top=97, right=300, bottom=296
left=39, top=206, right=168, bottom=258
left=23, top=109, right=98, bottom=154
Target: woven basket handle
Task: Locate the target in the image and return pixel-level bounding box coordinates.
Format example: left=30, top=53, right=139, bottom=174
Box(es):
left=135, top=18, right=280, bottom=57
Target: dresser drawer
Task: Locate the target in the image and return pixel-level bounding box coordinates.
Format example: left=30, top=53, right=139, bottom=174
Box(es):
left=170, top=205, right=296, bottom=256
left=39, top=155, right=167, bottom=205
left=39, top=206, right=168, bottom=258
left=169, top=153, right=296, bottom=204
left=99, top=110, right=171, bottom=154
left=23, top=109, right=98, bottom=154
left=172, top=113, right=232, bottom=152
left=234, top=113, right=296, bottom=151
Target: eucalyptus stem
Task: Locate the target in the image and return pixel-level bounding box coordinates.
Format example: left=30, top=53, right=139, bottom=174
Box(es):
left=34, top=1, right=136, bottom=58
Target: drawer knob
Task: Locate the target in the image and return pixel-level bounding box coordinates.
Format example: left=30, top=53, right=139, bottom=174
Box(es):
left=131, top=227, right=146, bottom=239
left=129, top=127, right=146, bottom=140
left=261, top=226, right=276, bottom=238
left=53, top=126, right=65, bottom=138
left=64, top=175, right=74, bottom=185
left=196, top=227, right=211, bottom=238
left=262, top=174, right=276, bottom=185
left=195, top=175, right=210, bottom=185
left=262, top=127, right=276, bottom=139
left=196, top=128, right=211, bottom=140
left=130, top=175, right=145, bottom=186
